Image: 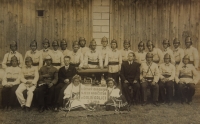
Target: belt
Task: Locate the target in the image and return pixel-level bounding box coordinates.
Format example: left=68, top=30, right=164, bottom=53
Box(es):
left=153, top=60, right=159, bottom=64
left=144, top=77, right=154, bottom=82
left=108, top=62, right=119, bottom=65
left=7, top=78, right=16, bottom=82
left=162, top=75, right=171, bottom=78
left=52, top=63, right=61, bottom=66
left=189, top=61, right=194, bottom=65
left=179, top=75, right=193, bottom=79
left=6, top=63, right=11, bottom=66
left=25, top=76, right=35, bottom=80
left=70, top=63, right=80, bottom=67
left=88, top=61, right=99, bottom=65
left=32, top=62, right=39, bottom=66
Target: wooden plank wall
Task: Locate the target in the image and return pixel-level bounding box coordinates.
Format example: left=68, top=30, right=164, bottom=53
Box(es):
left=110, top=0, right=200, bottom=57
left=0, top=0, right=93, bottom=61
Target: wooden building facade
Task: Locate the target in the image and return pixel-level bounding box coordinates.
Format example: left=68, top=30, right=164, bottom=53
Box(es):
left=0, top=0, right=200, bottom=64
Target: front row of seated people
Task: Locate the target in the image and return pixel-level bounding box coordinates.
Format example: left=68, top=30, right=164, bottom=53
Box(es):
left=1, top=49, right=199, bottom=112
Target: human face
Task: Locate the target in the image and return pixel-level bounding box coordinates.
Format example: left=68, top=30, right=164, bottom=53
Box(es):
left=79, top=40, right=86, bottom=47
left=52, top=45, right=59, bottom=51
left=64, top=58, right=70, bottom=66
left=185, top=40, right=191, bottom=48
left=146, top=56, right=153, bottom=63
left=163, top=43, right=168, bottom=49
left=90, top=43, right=96, bottom=51
left=43, top=43, right=49, bottom=49
left=138, top=45, right=144, bottom=51
left=30, top=44, right=37, bottom=51
left=111, top=43, right=117, bottom=49
left=61, top=44, right=67, bottom=50
left=45, top=59, right=52, bottom=66
left=147, top=44, right=153, bottom=52
left=73, top=45, right=79, bottom=52
left=128, top=53, right=134, bottom=61
left=26, top=61, right=32, bottom=67
left=124, top=43, right=130, bottom=49
left=107, top=81, right=114, bottom=88
left=73, top=79, right=80, bottom=86
left=164, top=58, right=170, bottom=64
left=173, top=42, right=179, bottom=49
left=183, top=58, right=189, bottom=65
left=10, top=45, right=17, bottom=52
left=101, top=40, right=108, bottom=47
left=11, top=60, right=18, bottom=67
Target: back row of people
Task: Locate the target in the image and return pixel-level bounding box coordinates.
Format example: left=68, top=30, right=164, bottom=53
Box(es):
left=2, top=36, right=199, bottom=71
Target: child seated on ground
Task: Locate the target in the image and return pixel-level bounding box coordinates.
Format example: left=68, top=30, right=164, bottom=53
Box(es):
left=63, top=75, right=86, bottom=111
left=105, top=78, right=129, bottom=111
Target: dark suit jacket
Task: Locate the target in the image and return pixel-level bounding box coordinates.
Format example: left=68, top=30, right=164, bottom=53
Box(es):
left=58, top=64, right=78, bottom=83
left=120, top=61, right=140, bottom=83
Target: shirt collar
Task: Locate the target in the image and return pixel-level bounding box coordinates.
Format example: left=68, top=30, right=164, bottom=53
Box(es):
left=31, top=50, right=36, bottom=54
left=43, top=49, right=49, bottom=52
left=65, top=65, right=69, bottom=69
left=91, top=50, right=96, bottom=53
left=165, top=63, right=170, bottom=66
left=138, top=50, right=143, bottom=53
left=124, top=48, right=129, bottom=51
left=102, top=47, right=107, bottom=50
left=112, top=49, right=117, bottom=52
left=10, top=51, right=16, bottom=54
left=26, top=65, right=32, bottom=69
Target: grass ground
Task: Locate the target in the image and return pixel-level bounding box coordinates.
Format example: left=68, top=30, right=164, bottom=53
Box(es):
left=0, top=100, right=200, bottom=124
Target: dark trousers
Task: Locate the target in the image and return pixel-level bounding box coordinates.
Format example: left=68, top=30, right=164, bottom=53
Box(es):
left=1, top=85, right=19, bottom=107
left=122, top=82, right=140, bottom=104
left=108, top=72, right=119, bottom=86
left=54, top=83, right=68, bottom=107
left=158, top=80, right=174, bottom=102
left=177, top=83, right=195, bottom=102
left=35, top=84, right=55, bottom=107
left=141, top=81, right=159, bottom=102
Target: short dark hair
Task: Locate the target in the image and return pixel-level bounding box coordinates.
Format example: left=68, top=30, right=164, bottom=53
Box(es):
left=64, top=56, right=71, bottom=60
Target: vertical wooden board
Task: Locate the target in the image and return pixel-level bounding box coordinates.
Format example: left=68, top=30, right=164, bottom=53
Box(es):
left=42, top=0, right=49, bottom=48
left=141, top=0, right=146, bottom=42
left=109, top=0, right=113, bottom=43
left=178, top=0, right=184, bottom=48
left=54, top=0, right=62, bottom=41
left=169, top=0, right=179, bottom=44
left=135, top=0, right=141, bottom=43
left=152, top=0, right=158, bottom=44
left=76, top=0, right=83, bottom=40
left=66, top=0, right=72, bottom=48
left=113, top=0, right=119, bottom=44
left=83, top=0, right=89, bottom=48
left=119, top=0, right=124, bottom=49
left=124, top=0, right=129, bottom=42
left=190, top=0, right=198, bottom=48
left=88, top=0, right=93, bottom=42
left=146, top=0, right=153, bottom=41
left=0, top=0, right=5, bottom=60
left=3, top=0, right=9, bottom=53
left=129, top=0, right=136, bottom=51
left=68, top=0, right=74, bottom=43
left=35, top=0, right=43, bottom=49
left=198, top=0, right=200, bottom=56
left=62, top=0, right=68, bottom=48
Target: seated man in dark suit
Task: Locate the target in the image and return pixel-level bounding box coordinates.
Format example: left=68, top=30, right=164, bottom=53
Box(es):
left=54, top=56, right=77, bottom=111
left=120, top=52, right=140, bottom=106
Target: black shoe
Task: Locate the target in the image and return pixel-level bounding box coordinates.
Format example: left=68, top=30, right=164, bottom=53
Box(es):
left=142, top=101, right=147, bottom=106
left=39, top=106, right=45, bottom=113
left=22, top=105, right=26, bottom=111
left=153, top=102, right=160, bottom=106
left=46, top=106, right=52, bottom=111
left=26, top=107, right=31, bottom=112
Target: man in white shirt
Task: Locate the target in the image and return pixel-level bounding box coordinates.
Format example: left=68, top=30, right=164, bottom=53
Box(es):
left=158, top=53, right=175, bottom=105
left=162, top=39, right=175, bottom=65
left=184, top=36, right=199, bottom=69
left=176, top=55, right=199, bottom=104
left=2, top=41, right=23, bottom=69
left=135, top=41, right=147, bottom=64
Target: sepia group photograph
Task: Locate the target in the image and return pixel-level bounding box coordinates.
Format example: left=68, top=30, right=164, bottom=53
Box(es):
left=0, top=0, right=200, bottom=123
